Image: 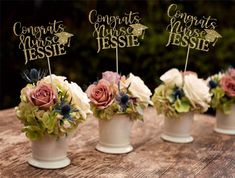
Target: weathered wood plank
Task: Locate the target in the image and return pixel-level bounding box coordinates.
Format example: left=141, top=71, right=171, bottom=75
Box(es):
left=0, top=108, right=234, bottom=178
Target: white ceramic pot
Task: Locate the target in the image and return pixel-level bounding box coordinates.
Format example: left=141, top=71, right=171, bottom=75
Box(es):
left=96, top=114, right=133, bottom=154
left=28, top=135, right=71, bottom=169
left=214, top=105, right=235, bottom=135
left=161, top=112, right=194, bottom=143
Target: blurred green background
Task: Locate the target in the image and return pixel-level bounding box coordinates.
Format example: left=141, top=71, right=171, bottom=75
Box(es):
left=0, top=0, right=235, bottom=109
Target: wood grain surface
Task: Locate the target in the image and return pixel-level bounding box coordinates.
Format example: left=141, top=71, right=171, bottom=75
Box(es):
left=0, top=107, right=234, bottom=178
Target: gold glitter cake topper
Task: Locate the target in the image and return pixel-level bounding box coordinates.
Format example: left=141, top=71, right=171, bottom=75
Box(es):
left=13, top=20, right=74, bottom=84
left=13, top=20, right=74, bottom=64
left=166, top=4, right=222, bottom=73
left=88, top=9, right=148, bottom=73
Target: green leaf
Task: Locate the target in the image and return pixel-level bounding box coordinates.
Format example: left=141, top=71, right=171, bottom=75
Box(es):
left=167, top=94, right=175, bottom=103
left=220, top=98, right=233, bottom=114
left=136, top=105, right=144, bottom=115
left=174, top=98, right=190, bottom=113
left=211, top=87, right=225, bottom=108
left=211, top=87, right=235, bottom=114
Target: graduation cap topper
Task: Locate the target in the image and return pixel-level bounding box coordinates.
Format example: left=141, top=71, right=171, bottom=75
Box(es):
left=165, top=4, right=222, bottom=75
left=204, top=29, right=222, bottom=46
left=13, top=20, right=74, bottom=84
left=129, top=23, right=148, bottom=39
left=88, top=9, right=148, bottom=73
left=55, top=32, right=74, bottom=46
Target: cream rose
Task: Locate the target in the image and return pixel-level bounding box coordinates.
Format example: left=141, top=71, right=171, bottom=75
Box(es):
left=68, top=82, right=92, bottom=119
left=183, top=74, right=211, bottom=112
left=42, top=74, right=67, bottom=83
left=160, top=68, right=183, bottom=87
left=42, top=74, right=69, bottom=92
left=122, top=73, right=152, bottom=105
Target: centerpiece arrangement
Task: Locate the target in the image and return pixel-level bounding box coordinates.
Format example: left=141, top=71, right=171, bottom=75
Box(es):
left=152, top=3, right=221, bottom=143
left=87, top=9, right=152, bottom=154
left=208, top=67, right=235, bottom=135
left=152, top=68, right=211, bottom=143
left=86, top=71, right=152, bottom=154
left=13, top=20, right=93, bottom=168
left=15, top=69, right=91, bottom=169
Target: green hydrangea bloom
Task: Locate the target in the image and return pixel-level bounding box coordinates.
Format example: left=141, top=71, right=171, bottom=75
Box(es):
left=174, top=98, right=190, bottom=113
left=92, top=95, right=147, bottom=121
left=151, top=84, right=203, bottom=119
left=211, top=87, right=234, bottom=114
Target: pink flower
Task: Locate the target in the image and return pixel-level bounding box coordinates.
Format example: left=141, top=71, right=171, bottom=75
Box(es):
left=227, top=68, right=235, bottom=80
left=102, top=71, right=121, bottom=84
left=86, top=79, right=115, bottom=109
left=220, top=76, right=235, bottom=97
left=27, top=83, right=57, bottom=110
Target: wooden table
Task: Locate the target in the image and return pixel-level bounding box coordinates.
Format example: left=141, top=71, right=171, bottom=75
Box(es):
left=0, top=108, right=234, bottom=178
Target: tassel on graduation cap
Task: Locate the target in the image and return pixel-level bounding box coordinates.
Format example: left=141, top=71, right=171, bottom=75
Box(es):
left=55, top=31, right=74, bottom=47
left=129, top=23, right=148, bottom=39
left=204, top=29, right=222, bottom=46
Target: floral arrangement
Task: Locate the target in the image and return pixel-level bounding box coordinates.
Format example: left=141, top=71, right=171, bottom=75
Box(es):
left=152, top=68, right=211, bottom=119
left=208, top=67, right=235, bottom=114
left=15, top=69, right=92, bottom=141
left=86, top=71, right=152, bottom=120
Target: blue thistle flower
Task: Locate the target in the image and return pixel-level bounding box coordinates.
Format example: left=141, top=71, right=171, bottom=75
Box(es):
left=116, top=82, right=132, bottom=111
left=173, top=88, right=184, bottom=99
left=209, top=80, right=217, bottom=89
left=30, top=68, right=39, bottom=82
left=120, top=94, right=129, bottom=104
left=54, top=92, right=79, bottom=122
left=21, top=68, right=47, bottom=84
left=117, top=92, right=130, bottom=111
left=61, top=104, right=71, bottom=117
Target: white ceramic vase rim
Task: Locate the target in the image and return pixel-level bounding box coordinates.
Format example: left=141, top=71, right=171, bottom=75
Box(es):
left=97, top=113, right=133, bottom=120
left=31, top=131, right=74, bottom=142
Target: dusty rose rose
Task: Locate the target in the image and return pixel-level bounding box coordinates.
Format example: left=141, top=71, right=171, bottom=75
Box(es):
left=86, top=79, right=115, bottom=109
left=27, top=83, right=57, bottom=110
left=102, top=71, right=121, bottom=84
left=227, top=68, right=235, bottom=80
left=220, top=76, right=235, bottom=97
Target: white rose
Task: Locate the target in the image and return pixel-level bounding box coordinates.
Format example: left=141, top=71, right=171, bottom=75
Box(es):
left=42, top=74, right=69, bottom=92
left=42, top=74, right=67, bottom=83
left=183, top=74, right=211, bottom=112
left=160, top=68, right=183, bottom=87
left=68, top=82, right=92, bottom=119
left=122, top=73, right=152, bottom=105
